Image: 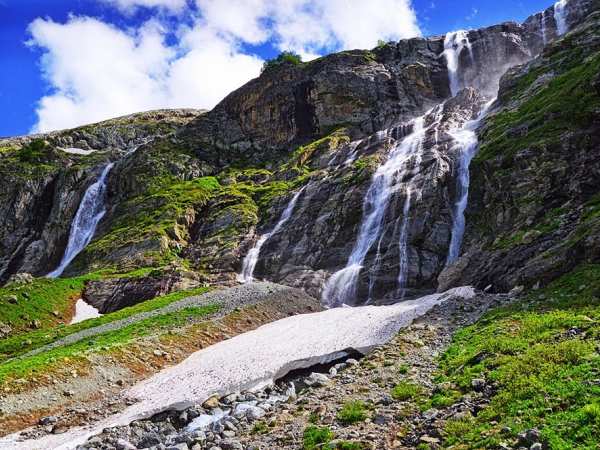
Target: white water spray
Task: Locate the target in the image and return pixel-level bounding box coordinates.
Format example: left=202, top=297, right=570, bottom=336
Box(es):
left=444, top=30, right=474, bottom=97
left=554, top=0, right=569, bottom=36
left=322, top=116, right=427, bottom=307
left=47, top=163, right=114, bottom=278
left=238, top=187, right=306, bottom=283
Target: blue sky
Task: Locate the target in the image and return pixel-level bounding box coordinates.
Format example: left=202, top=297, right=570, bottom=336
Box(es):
left=0, top=0, right=552, bottom=137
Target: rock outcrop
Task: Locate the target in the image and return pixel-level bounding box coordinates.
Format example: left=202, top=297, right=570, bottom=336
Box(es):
left=440, top=8, right=600, bottom=292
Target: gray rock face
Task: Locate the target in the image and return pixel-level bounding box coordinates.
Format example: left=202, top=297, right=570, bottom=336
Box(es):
left=254, top=88, right=486, bottom=300
left=83, top=269, right=201, bottom=313
left=0, top=110, right=203, bottom=282
left=439, top=9, right=600, bottom=292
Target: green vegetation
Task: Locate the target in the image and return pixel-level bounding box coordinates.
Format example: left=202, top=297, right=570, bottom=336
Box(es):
left=303, top=425, right=334, bottom=450
left=336, top=400, right=368, bottom=424
left=492, top=207, right=565, bottom=250
left=0, top=303, right=219, bottom=384
left=398, top=363, right=409, bottom=374
left=391, top=381, right=423, bottom=401
left=17, top=139, right=50, bottom=164
left=79, top=176, right=221, bottom=269
left=343, top=155, right=379, bottom=185
left=0, top=285, right=211, bottom=361
left=0, top=275, right=95, bottom=335
left=262, top=51, right=303, bottom=73
left=251, top=421, right=269, bottom=434
left=287, top=127, right=350, bottom=171
left=439, top=265, right=600, bottom=449
left=475, top=47, right=600, bottom=164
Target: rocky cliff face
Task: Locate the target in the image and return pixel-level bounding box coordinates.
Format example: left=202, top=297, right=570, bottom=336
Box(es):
left=440, top=8, right=600, bottom=292
left=0, top=110, right=203, bottom=282
left=1, top=0, right=599, bottom=307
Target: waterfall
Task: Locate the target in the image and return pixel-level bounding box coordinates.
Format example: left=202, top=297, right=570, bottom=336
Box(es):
left=446, top=101, right=494, bottom=265
left=396, top=187, right=413, bottom=297
left=47, top=163, right=114, bottom=278
left=322, top=115, right=427, bottom=307
left=554, top=0, right=569, bottom=35
left=444, top=30, right=474, bottom=97
left=238, top=187, right=306, bottom=283
left=541, top=11, right=548, bottom=45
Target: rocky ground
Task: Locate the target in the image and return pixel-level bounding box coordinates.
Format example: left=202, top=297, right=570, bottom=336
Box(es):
left=73, top=291, right=516, bottom=450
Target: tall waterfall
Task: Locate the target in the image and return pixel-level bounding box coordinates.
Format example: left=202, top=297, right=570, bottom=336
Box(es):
left=238, top=187, right=306, bottom=283
left=443, top=30, right=474, bottom=97
left=322, top=116, right=427, bottom=307
left=554, top=0, right=569, bottom=35
left=445, top=102, right=494, bottom=265
left=48, top=163, right=114, bottom=278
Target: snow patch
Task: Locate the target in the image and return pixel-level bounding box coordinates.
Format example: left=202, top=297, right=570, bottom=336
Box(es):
left=0, top=286, right=475, bottom=450
left=70, top=299, right=102, bottom=325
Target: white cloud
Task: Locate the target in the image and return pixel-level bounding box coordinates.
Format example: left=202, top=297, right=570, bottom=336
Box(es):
left=28, top=16, right=263, bottom=132
left=28, top=0, right=421, bottom=133
left=195, top=0, right=421, bottom=54
left=101, top=0, right=189, bottom=14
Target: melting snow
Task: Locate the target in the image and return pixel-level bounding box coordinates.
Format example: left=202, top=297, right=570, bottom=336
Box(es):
left=0, top=286, right=475, bottom=450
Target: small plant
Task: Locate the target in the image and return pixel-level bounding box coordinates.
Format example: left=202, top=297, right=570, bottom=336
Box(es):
left=336, top=442, right=364, bottom=450
left=337, top=400, right=368, bottom=424
left=303, top=425, right=334, bottom=450
left=262, top=51, right=303, bottom=73
left=251, top=421, right=268, bottom=434
left=398, top=363, right=409, bottom=374
left=18, top=139, right=49, bottom=163
left=391, top=381, right=422, bottom=401
left=308, top=411, right=320, bottom=423
left=580, top=403, right=600, bottom=425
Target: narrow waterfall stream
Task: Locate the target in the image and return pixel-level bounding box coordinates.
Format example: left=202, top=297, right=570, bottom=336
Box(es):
left=541, top=11, right=548, bottom=44
left=554, top=0, right=569, bottom=35
left=443, top=30, right=474, bottom=96
left=446, top=102, right=494, bottom=265
left=238, top=187, right=306, bottom=283
left=322, top=116, right=428, bottom=307
left=47, top=163, right=114, bottom=278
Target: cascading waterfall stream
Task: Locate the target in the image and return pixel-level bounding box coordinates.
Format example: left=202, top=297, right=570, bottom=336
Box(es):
left=238, top=187, right=306, bottom=283
left=47, top=163, right=114, bottom=278
left=445, top=101, right=494, bottom=265
left=443, top=30, right=474, bottom=97
left=541, top=11, right=548, bottom=44
left=322, top=116, right=428, bottom=307
left=554, top=0, right=569, bottom=35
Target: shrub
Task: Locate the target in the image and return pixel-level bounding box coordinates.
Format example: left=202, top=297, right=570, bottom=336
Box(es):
left=18, top=139, right=49, bottom=163
left=337, top=400, right=368, bottom=424
left=303, top=425, right=334, bottom=449
left=391, top=381, right=422, bottom=401
left=262, top=51, right=303, bottom=73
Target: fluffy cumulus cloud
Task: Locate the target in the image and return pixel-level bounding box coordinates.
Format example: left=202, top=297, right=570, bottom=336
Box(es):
left=100, top=0, right=189, bottom=14
left=29, top=0, right=421, bottom=132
